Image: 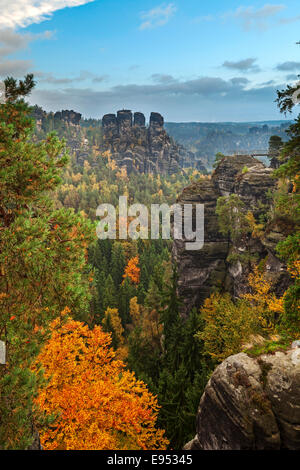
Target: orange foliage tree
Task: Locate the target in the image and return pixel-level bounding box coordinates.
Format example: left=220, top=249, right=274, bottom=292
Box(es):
left=33, top=316, right=168, bottom=450
left=123, top=256, right=140, bottom=284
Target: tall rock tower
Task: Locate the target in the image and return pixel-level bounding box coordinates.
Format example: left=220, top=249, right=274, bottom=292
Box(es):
left=101, top=110, right=185, bottom=175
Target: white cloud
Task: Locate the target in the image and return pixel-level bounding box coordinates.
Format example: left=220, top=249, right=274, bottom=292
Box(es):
left=0, top=0, right=95, bottom=29
left=0, top=29, right=54, bottom=57
left=35, top=69, right=109, bottom=84
left=225, top=4, right=286, bottom=31
left=139, top=3, right=177, bottom=30
left=0, top=59, right=33, bottom=76
left=0, top=28, right=54, bottom=78
left=29, top=76, right=283, bottom=121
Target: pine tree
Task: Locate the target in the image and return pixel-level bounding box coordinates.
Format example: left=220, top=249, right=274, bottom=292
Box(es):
left=102, top=274, right=117, bottom=311
left=156, top=269, right=210, bottom=449
left=119, top=276, right=136, bottom=325
left=110, top=241, right=126, bottom=288
left=0, top=76, right=93, bottom=449
left=274, top=81, right=300, bottom=332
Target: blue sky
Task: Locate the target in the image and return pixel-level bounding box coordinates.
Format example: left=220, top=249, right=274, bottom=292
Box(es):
left=0, top=0, right=300, bottom=121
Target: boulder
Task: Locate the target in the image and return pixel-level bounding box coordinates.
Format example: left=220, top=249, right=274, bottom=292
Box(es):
left=185, top=345, right=300, bottom=450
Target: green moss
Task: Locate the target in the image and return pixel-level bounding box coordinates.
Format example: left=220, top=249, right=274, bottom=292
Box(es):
left=245, top=338, right=291, bottom=358
left=251, top=391, right=272, bottom=414
left=226, top=250, right=258, bottom=265
left=257, top=359, right=273, bottom=389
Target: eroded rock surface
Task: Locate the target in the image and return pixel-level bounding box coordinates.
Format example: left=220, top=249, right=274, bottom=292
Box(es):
left=102, top=110, right=194, bottom=175
left=173, top=155, right=290, bottom=315
left=184, top=346, right=300, bottom=450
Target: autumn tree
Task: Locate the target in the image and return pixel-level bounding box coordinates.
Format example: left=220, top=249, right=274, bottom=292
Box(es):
left=129, top=296, right=141, bottom=325
left=102, top=307, right=124, bottom=349
left=34, top=317, right=169, bottom=450
left=197, top=292, right=261, bottom=363
left=0, top=76, right=93, bottom=449
left=123, top=256, right=140, bottom=284
left=242, top=265, right=284, bottom=329
left=197, top=267, right=286, bottom=364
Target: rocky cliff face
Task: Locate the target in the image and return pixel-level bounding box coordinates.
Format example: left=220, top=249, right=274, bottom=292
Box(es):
left=32, top=107, right=91, bottom=165
left=173, top=154, right=290, bottom=315
left=184, top=342, right=300, bottom=450
left=102, top=110, right=194, bottom=175
left=32, top=106, right=82, bottom=130
left=53, top=109, right=82, bottom=126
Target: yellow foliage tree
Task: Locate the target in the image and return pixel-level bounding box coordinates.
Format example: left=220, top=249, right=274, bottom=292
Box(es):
left=107, top=159, right=117, bottom=171
left=243, top=265, right=285, bottom=329
left=102, top=307, right=124, bottom=346
left=197, top=292, right=261, bottom=363
left=198, top=266, right=286, bottom=363
left=245, top=211, right=265, bottom=239
left=129, top=297, right=140, bottom=325
left=101, top=307, right=128, bottom=359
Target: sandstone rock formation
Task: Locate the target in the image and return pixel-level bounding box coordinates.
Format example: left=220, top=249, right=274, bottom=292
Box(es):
left=173, top=154, right=290, bottom=315
left=53, top=109, right=82, bottom=126
left=32, top=107, right=89, bottom=165
left=102, top=110, right=192, bottom=175
left=184, top=343, right=300, bottom=450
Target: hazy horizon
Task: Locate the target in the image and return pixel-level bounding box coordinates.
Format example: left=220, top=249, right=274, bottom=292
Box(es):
left=1, top=0, right=300, bottom=121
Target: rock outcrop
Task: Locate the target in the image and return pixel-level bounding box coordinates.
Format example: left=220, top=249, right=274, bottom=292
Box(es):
left=173, top=154, right=290, bottom=315
left=102, top=110, right=192, bottom=175
left=184, top=343, right=300, bottom=450
left=53, top=109, right=82, bottom=126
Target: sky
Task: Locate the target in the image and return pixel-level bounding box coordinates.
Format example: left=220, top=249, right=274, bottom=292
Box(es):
left=0, top=0, right=300, bottom=121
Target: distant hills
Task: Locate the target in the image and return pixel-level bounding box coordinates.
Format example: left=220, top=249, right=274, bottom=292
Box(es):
left=165, top=120, right=292, bottom=169
left=32, top=105, right=293, bottom=171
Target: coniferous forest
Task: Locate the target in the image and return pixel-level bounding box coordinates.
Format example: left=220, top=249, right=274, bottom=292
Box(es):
left=0, top=70, right=299, bottom=451
left=0, top=0, right=300, bottom=455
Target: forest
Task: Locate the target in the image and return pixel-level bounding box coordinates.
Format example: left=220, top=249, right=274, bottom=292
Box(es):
left=0, top=73, right=299, bottom=451
left=165, top=120, right=292, bottom=169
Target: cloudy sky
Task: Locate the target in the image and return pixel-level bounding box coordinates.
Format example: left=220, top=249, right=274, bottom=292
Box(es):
left=0, top=0, right=300, bottom=121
